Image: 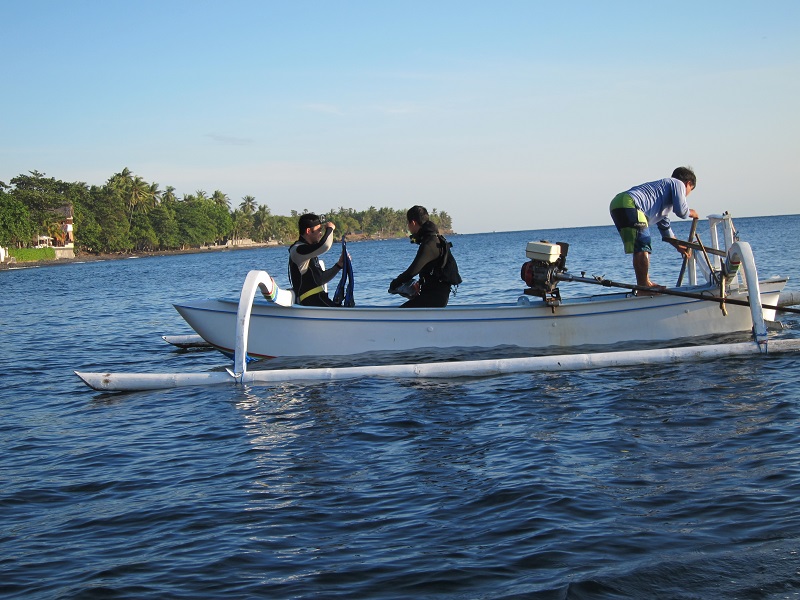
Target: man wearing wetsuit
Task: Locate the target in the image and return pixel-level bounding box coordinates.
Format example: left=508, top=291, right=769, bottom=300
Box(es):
left=389, top=205, right=454, bottom=308
left=610, top=166, right=699, bottom=290
left=289, top=213, right=346, bottom=307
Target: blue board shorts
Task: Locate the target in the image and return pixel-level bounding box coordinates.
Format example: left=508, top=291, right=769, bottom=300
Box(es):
left=610, top=193, right=652, bottom=254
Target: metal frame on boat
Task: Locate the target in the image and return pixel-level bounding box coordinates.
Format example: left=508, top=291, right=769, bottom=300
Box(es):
left=75, top=213, right=800, bottom=392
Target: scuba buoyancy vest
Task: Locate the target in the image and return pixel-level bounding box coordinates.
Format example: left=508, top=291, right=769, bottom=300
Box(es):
left=332, top=237, right=355, bottom=307
left=288, top=239, right=324, bottom=299
left=434, top=235, right=462, bottom=286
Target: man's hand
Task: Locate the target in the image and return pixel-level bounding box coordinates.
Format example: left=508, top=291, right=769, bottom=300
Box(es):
left=688, top=209, right=699, bottom=219
left=664, top=237, right=693, bottom=258
left=326, top=221, right=336, bottom=231
left=337, top=248, right=350, bottom=268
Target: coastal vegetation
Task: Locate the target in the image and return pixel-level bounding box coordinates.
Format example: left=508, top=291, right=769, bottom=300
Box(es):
left=0, top=169, right=453, bottom=255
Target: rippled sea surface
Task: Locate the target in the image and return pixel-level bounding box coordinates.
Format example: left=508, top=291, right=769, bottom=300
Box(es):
left=3, top=216, right=800, bottom=599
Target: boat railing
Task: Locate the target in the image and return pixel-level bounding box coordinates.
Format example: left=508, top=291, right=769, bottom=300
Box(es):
left=685, top=212, right=743, bottom=290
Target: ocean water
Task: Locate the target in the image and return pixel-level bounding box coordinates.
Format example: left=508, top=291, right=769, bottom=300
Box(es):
left=2, top=215, right=800, bottom=599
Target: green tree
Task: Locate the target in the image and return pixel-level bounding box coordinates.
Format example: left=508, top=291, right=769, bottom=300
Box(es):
left=84, top=185, right=131, bottom=252
left=176, top=196, right=216, bottom=248
left=253, top=204, right=273, bottom=241
left=229, top=209, right=250, bottom=244
left=151, top=188, right=180, bottom=249
left=162, top=186, right=177, bottom=204
left=271, top=215, right=297, bottom=244
left=361, top=206, right=377, bottom=235
left=128, top=176, right=153, bottom=217
left=0, top=190, right=35, bottom=247
left=130, top=212, right=159, bottom=251
left=211, top=190, right=230, bottom=210
left=109, top=167, right=133, bottom=190
left=149, top=182, right=162, bottom=206
left=9, top=171, right=69, bottom=238
left=148, top=203, right=180, bottom=249
left=436, top=209, right=453, bottom=231
left=207, top=199, right=232, bottom=244
left=2, top=166, right=458, bottom=253
left=239, top=195, right=257, bottom=215
left=72, top=183, right=102, bottom=253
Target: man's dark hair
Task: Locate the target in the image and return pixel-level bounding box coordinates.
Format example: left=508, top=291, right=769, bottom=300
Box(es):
left=298, top=213, right=322, bottom=235
left=406, top=205, right=429, bottom=225
left=671, top=167, right=696, bottom=188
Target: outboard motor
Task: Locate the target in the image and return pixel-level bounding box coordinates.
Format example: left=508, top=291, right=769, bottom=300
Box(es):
left=520, top=241, right=569, bottom=305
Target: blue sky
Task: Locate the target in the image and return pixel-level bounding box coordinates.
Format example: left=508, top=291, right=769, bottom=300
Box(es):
left=2, top=1, right=797, bottom=233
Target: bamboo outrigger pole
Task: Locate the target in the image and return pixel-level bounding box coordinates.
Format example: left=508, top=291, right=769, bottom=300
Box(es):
left=74, top=339, right=800, bottom=392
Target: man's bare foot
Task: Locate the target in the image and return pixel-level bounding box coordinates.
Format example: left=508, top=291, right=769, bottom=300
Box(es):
left=636, top=283, right=664, bottom=296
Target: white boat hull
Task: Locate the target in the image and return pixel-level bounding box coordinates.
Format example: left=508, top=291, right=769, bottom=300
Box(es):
left=174, top=278, right=787, bottom=359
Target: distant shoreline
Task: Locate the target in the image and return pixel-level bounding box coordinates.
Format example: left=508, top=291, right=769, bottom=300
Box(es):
left=0, top=237, right=387, bottom=271
left=0, top=229, right=455, bottom=271
left=0, top=243, right=274, bottom=271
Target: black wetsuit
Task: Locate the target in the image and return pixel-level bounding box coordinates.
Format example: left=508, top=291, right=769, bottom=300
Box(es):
left=288, top=227, right=342, bottom=307
left=390, top=221, right=452, bottom=308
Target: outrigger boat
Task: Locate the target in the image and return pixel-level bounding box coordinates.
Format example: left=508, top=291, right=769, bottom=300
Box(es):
left=75, top=213, right=800, bottom=392
left=171, top=213, right=789, bottom=357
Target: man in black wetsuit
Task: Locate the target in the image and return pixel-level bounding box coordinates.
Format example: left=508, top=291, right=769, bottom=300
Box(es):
left=289, top=213, right=346, bottom=307
left=389, top=205, right=459, bottom=308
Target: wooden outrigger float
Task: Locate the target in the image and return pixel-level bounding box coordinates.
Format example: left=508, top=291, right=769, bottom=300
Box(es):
left=75, top=214, right=800, bottom=392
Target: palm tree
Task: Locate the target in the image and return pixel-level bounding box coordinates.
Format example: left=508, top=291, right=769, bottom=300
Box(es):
left=253, top=204, right=272, bottom=241
left=127, top=176, right=153, bottom=217
left=239, top=195, right=257, bottom=215
left=149, top=182, right=162, bottom=206
left=211, top=190, right=230, bottom=209
left=162, top=186, right=177, bottom=204
left=229, top=209, right=252, bottom=244
left=438, top=209, right=453, bottom=231
left=109, top=167, right=133, bottom=190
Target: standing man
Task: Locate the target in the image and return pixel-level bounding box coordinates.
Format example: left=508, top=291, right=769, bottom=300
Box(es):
left=610, top=167, right=699, bottom=290
left=389, top=205, right=460, bottom=308
left=289, top=213, right=346, bottom=307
